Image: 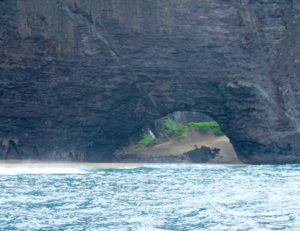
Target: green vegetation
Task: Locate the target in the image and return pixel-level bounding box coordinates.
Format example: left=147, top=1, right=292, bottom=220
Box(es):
left=139, top=133, right=155, bottom=146
left=163, top=118, right=185, bottom=136
left=212, top=126, right=225, bottom=136
left=162, top=118, right=225, bottom=138
left=178, top=133, right=188, bottom=140
left=186, top=121, right=225, bottom=136
left=138, top=118, right=224, bottom=147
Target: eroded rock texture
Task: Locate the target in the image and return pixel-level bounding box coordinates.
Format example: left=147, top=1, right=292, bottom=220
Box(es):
left=1, top=0, right=300, bottom=163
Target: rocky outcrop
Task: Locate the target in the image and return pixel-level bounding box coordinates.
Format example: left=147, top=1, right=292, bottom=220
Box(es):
left=1, top=0, right=300, bottom=163
left=114, top=145, right=221, bottom=163
left=183, top=146, right=220, bottom=163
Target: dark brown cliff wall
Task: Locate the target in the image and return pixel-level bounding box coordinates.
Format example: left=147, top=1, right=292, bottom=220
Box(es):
left=1, top=0, right=300, bottom=163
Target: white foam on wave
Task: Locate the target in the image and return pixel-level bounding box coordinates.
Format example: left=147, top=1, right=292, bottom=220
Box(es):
left=0, top=165, right=87, bottom=175
left=144, top=163, right=247, bottom=169
left=143, top=164, right=185, bottom=169
left=0, top=163, right=147, bottom=175
left=143, top=163, right=207, bottom=169
left=135, top=225, right=168, bottom=231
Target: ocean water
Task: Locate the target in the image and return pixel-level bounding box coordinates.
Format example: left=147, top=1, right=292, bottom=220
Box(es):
left=0, top=164, right=299, bottom=230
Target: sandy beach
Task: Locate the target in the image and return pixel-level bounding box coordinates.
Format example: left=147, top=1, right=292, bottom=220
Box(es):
left=117, top=131, right=242, bottom=164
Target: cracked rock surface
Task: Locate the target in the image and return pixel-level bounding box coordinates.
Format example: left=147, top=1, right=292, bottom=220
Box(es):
left=1, top=0, right=300, bottom=163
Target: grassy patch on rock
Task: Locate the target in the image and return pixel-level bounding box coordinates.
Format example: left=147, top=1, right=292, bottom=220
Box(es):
left=162, top=118, right=225, bottom=138
left=139, top=134, right=155, bottom=146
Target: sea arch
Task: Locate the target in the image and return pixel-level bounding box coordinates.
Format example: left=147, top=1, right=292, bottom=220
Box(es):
left=1, top=0, right=300, bottom=163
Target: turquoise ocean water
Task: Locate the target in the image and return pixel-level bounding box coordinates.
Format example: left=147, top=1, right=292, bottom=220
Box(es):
left=0, top=164, right=299, bottom=230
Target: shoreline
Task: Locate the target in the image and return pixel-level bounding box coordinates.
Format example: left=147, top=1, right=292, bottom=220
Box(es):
left=0, top=160, right=247, bottom=168
left=0, top=161, right=144, bottom=169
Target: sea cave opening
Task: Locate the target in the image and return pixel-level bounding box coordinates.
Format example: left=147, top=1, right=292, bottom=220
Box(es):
left=114, top=111, right=241, bottom=164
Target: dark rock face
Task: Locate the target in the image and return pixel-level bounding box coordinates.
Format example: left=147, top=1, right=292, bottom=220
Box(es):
left=1, top=0, right=300, bottom=163
left=183, top=146, right=220, bottom=163
left=169, top=112, right=213, bottom=124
